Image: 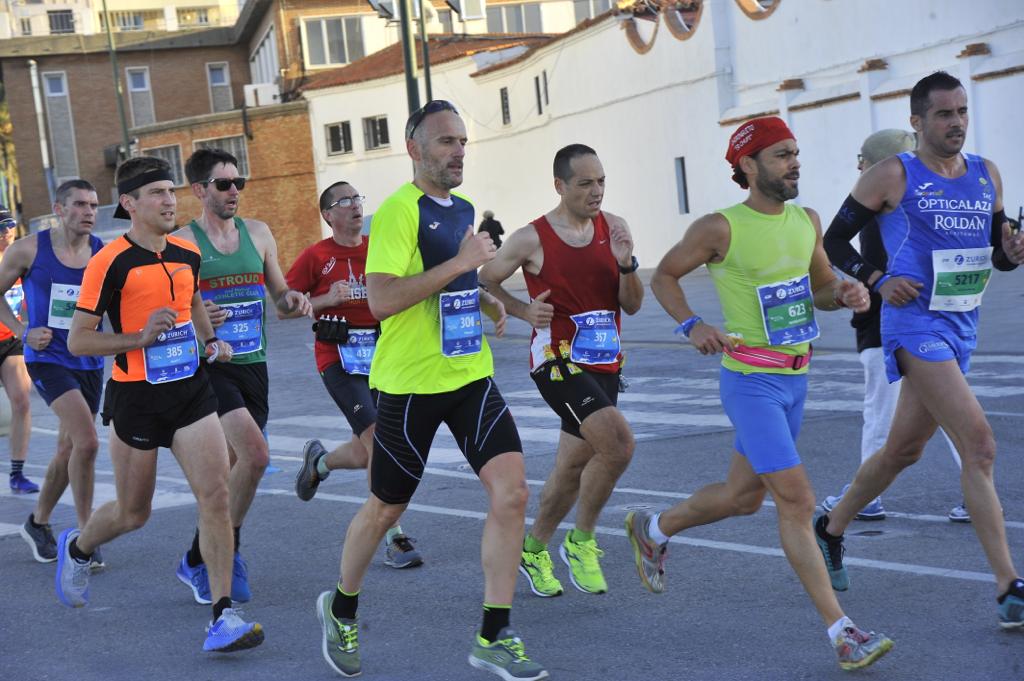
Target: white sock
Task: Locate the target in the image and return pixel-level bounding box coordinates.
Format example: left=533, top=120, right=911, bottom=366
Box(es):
left=316, top=456, right=331, bottom=479
left=647, top=513, right=671, bottom=545
left=827, top=615, right=854, bottom=642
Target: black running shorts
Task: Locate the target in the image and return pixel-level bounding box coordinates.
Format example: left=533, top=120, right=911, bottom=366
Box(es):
left=0, top=336, right=24, bottom=362
left=101, top=370, right=219, bottom=450
left=370, top=377, right=521, bottom=505
left=531, top=362, right=619, bottom=438
left=320, top=363, right=377, bottom=436
left=205, top=361, right=269, bottom=430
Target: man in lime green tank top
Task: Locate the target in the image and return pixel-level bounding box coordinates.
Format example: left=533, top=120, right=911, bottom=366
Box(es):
left=623, top=117, right=893, bottom=671
left=173, top=148, right=312, bottom=606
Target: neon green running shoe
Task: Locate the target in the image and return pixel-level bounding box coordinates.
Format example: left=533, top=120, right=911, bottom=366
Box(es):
left=468, top=627, right=549, bottom=681
left=316, top=591, right=361, bottom=677
left=519, top=549, right=563, bottom=598
left=559, top=532, right=607, bottom=594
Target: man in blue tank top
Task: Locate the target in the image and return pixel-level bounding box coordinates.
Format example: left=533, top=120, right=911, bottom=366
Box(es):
left=822, top=71, right=1024, bottom=628
left=0, top=180, right=106, bottom=567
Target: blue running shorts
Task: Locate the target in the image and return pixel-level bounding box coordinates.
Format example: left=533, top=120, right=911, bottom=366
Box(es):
left=882, top=329, right=975, bottom=384
left=719, top=366, right=807, bottom=474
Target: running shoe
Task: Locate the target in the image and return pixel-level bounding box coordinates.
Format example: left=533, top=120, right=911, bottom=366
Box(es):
left=203, top=608, right=264, bottom=652
left=998, top=579, right=1024, bottom=629
left=55, top=528, right=90, bottom=607
left=232, top=552, right=252, bottom=603
left=519, top=548, right=563, bottom=597
left=833, top=624, right=893, bottom=670
left=813, top=513, right=849, bottom=591
left=9, top=472, right=39, bottom=494
left=316, top=590, right=361, bottom=677
left=176, top=552, right=213, bottom=604
left=821, top=484, right=886, bottom=521
left=559, top=533, right=607, bottom=594
left=384, top=533, right=423, bottom=569
left=296, top=439, right=328, bottom=501
left=20, top=515, right=57, bottom=563
left=468, top=627, right=549, bottom=681
left=948, top=501, right=971, bottom=523
left=90, top=546, right=106, bottom=572
left=624, top=511, right=667, bottom=594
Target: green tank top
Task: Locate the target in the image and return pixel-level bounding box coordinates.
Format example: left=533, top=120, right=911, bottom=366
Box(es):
left=707, top=203, right=817, bottom=375
left=190, top=217, right=267, bottom=365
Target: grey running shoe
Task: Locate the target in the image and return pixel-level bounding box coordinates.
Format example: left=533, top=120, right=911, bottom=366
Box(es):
left=814, top=513, right=849, bottom=591
left=384, top=533, right=423, bottom=569
left=55, top=528, right=90, bottom=607
left=90, top=546, right=106, bottom=572
left=625, top=511, right=667, bottom=594
left=821, top=484, right=886, bottom=521
left=317, top=591, right=360, bottom=677
left=948, top=501, right=971, bottom=523
left=20, top=515, right=57, bottom=563
left=833, top=624, right=893, bottom=670
left=296, top=439, right=328, bottom=502
left=468, top=627, right=548, bottom=681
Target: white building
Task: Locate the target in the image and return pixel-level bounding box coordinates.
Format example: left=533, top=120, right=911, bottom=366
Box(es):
left=302, top=0, right=1024, bottom=265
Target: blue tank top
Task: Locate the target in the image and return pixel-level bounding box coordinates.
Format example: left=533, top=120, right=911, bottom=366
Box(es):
left=23, top=229, right=105, bottom=369
left=878, top=152, right=994, bottom=338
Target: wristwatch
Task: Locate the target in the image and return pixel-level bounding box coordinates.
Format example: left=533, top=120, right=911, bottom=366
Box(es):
left=618, top=256, right=639, bottom=274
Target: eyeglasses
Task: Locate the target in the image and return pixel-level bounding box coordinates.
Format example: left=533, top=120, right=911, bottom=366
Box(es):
left=203, top=177, right=247, bottom=192
left=0, top=218, right=16, bottom=232
left=325, top=195, right=366, bottom=210
left=856, top=154, right=865, bottom=164
left=405, top=100, right=459, bottom=140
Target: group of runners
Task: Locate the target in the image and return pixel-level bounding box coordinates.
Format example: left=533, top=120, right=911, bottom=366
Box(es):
left=8, top=70, right=1023, bottom=679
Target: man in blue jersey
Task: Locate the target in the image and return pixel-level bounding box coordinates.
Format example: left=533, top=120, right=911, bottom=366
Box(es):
left=0, top=180, right=105, bottom=567
left=820, top=71, right=1024, bottom=627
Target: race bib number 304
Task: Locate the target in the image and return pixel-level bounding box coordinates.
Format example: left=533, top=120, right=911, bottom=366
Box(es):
left=756, top=274, right=820, bottom=346
left=930, top=247, right=992, bottom=312
left=439, top=289, right=482, bottom=357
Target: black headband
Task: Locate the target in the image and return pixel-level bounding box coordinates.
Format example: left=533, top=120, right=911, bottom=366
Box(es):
left=113, top=168, right=174, bottom=219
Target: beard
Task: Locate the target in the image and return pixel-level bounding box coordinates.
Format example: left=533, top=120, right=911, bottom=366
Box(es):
left=755, top=172, right=798, bottom=202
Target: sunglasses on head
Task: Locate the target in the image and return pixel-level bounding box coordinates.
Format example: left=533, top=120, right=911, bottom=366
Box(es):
left=203, top=177, right=246, bottom=192
left=405, top=100, right=459, bottom=140
left=325, top=195, right=366, bottom=210
left=0, top=218, right=16, bottom=232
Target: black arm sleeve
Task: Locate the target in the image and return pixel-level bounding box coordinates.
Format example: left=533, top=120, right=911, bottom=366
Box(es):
left=991, top=209, right=1019, bottom=272
left=823, top=195, right=883, bottom=284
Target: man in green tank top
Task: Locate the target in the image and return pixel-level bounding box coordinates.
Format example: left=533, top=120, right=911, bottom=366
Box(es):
left=173, top=148, right=312, bottom=605
left=625, top=117, right=893, bottom=671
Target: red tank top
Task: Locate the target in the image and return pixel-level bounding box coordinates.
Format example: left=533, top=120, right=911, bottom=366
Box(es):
left=522, top=213, right=621, bottom=374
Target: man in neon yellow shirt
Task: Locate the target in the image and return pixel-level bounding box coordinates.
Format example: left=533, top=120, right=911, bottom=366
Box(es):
left=314, top=100, right=548, bottom=681
left=628, top=117, right=892, bottom=671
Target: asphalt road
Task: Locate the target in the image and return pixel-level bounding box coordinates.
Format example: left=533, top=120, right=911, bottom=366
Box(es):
left=2, top=267, right=1023, bottom=681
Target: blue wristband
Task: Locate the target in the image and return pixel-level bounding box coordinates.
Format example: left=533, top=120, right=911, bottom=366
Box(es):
left=871, top=274, right=891, bottom=293
left=675, top=315, right=703, bottom=338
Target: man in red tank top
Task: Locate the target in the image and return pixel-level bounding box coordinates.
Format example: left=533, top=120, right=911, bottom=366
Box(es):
left=480, top=144, right=643, bottom=597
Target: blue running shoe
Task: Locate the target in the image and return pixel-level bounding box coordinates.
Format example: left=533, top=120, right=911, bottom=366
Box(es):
left=55, top=528, right=90, bottom=607
left=814, top=513, right=849, bottom=591
left=231, top=552, right=252, bottom=603
left=821, top=483, right=885, bottom=521
left=203, top=608, right=264, bottom=652
left=10, top=472, right=39, bottom=494
left=176, top=552, right=212, bottom=604
left=998, top=579, right=1024, bottom=629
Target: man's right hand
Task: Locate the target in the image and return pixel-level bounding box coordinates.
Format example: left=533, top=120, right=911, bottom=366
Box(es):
left=688, top=322, right=737, bottom=355
left=25, top=326, right=53, bottom=352
left=457, top=226, right=496, bottom=271
left=525, top=289, right=554, bottom=329
left=878, top=276, right=924, bottom=307
left=326, top=280, right=352, bottom=306
left=204, top=299, right=229, bottom=328
left=141, top=307, right=177, bottom=346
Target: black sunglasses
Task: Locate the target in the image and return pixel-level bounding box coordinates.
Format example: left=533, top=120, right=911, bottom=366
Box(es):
left=0, top=218, right=16, bottom=232
left=203, top=177, right=246, bottom=192
left=405, top=100, right=459, bottom=140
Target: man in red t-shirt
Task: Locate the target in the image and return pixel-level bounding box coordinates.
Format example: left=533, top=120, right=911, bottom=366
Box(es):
left=286, top=181, right=421, bottom=569
left=480, top=144, right=644, bottom=597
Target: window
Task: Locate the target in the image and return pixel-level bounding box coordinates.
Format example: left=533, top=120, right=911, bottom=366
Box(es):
left=573, top=0, right=611, bottom=24
left=438, top=9, right=454, bottom=33
left=675, top=157, right=690, bottom=215
left=47, top=10, right=74, bottom=34
left=250, top=26, right=280, bottom=85
left=208, top=63, right=228, bottom=86
left=44, top=73, right=66, bottom=97
left=125, top=67, right=154, bottom=127
left=127, top=67, right=149, bottom=92
left=326, top=122, right=353, bottom=155
left=177, top=8, right=209, bottom=26
left=206, top=62, right=233, bottom=113
left=534, top=76, right=543, bottom=115
left=144, top=145, right=185, bottom=186
left=303, top=17, right=365, bottom=68
left=499, top=87, right=510, bottom=126
left=486, top=3, right=541, bottom=33
left=362, top=116, right=389, bottom=150
left=40, top=72, right=79, bottom=181
left=194, top=136, right=249, bottom=176
left=117, top=13, right=144, bottom=31
left=20, top=18, right=31, bottom=36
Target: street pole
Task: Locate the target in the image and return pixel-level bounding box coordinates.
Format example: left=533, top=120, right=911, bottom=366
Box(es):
left=397, top=0, right=420, bottom=114
left=418, top=0, right=432, bottom=102
left=102, top=0, right=132, bottom=160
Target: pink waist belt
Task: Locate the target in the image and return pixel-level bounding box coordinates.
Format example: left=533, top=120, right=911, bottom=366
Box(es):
left=725, top=343, right=813, bottom=370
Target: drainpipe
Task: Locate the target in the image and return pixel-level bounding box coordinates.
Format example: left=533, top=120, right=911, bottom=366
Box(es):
left=27, top=59, right=56, bottom=205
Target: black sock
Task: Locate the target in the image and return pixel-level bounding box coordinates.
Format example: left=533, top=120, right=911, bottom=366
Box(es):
left=212, top=596, right=232, bottom=622
left=998, top=579, right=1024, bottom=604
left=480, top=604, right=511, bottom=643
left=331, top=585, right=358, bottom=620
left=11, top=460, right=24, bottom=476
left=233, top=526, right=241, bottom=553
left=187, top=528, right=203, bottom=567
left=29, top=513, right=44, bottom=529
left=69, top=538, right=92, bottom=563
left=815, top=514, right=842, bottom=541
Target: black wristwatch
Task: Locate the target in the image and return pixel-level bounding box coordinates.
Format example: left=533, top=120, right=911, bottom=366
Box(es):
left=618, top=256, right=639, bottom=274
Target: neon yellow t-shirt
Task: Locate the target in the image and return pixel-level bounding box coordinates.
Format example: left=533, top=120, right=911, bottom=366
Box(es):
left=366, top=182, right=493, bottom=394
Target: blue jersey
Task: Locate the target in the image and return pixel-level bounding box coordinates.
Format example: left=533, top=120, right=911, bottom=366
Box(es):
left=879, top=152, right=995, bottom=338
left=23, top=229, right=104, bottom=369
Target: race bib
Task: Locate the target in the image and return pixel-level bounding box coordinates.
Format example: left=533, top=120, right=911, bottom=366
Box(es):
left=48, top=282, right=80, bottom=329
left=569, top=310, right=620, bottom=365
left=219, top=300, right=263, bottom=355
left=338, top=328, right=377, bottom=375
left=5, top=283, right=24, bottom=319
left=439, top=289, right=482, bottom=357
left=142, top=321, right=199, bottom=384
left=756, top=274, right=820, bottom=346
left=930, top=247, right=992, bottom=312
